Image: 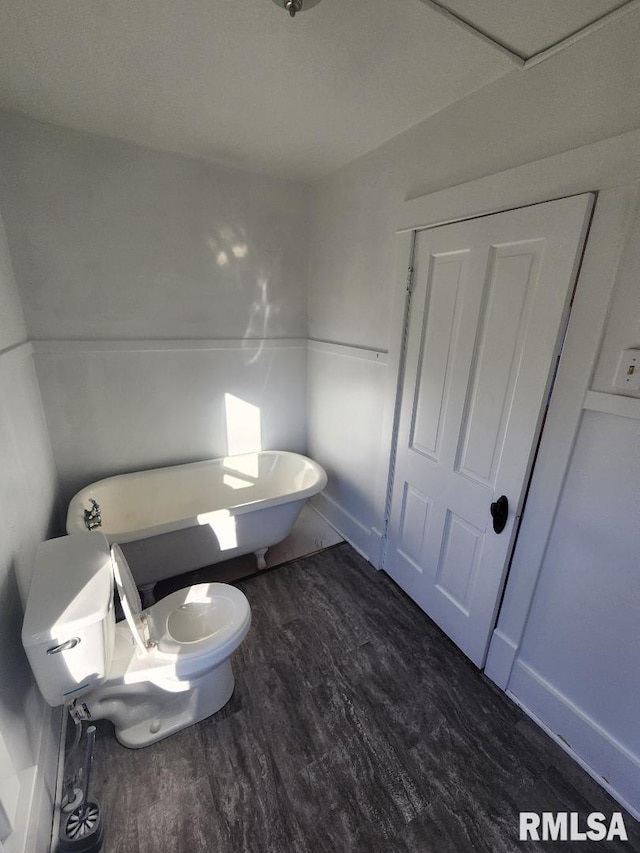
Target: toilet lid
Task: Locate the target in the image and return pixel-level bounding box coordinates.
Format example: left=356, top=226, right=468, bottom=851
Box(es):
left=111, top=544, right=149, bottom=654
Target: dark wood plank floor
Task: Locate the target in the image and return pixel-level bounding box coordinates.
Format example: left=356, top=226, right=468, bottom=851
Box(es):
left=91, top=544, right=640, bottom=852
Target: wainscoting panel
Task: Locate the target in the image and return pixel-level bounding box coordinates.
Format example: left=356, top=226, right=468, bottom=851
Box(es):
left=33, top=339, right=307, bottom=508
left=307, top=340, right=389, bottom=566
left=507, top=409, right=640, bottom=817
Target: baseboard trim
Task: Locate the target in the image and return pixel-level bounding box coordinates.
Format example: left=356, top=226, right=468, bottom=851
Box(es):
left=509, top=659, right=640, bottom=820
left=2, top=704, right=62, bottom=853
left=310, top=493, right=381, bottom=567
left=27, top=705, right=63, bottom=853
left=3, top=767, right=37, bottom=853
left=484, top=629, right=518, bottom=690
left=49, top=706, right=66, bottom=853
left=369, top=527, right=385, bottom=569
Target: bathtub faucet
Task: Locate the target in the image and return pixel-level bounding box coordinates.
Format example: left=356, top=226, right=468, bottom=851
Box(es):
left=84, top=498, right=102, bottom=530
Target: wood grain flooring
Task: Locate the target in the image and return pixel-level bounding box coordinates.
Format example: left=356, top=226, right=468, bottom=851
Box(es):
left=90, top=544, right=640, bottom=852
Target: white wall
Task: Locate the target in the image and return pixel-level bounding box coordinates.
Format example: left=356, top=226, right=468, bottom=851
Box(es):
left=510, top=408, right=640, bottom=811
left=305, top=9, right=640, bottom=816
left=592, top=197, right=640, bottom=393
left=0, top=113, right=310, bottom=509
left=307, top=342, right=388, bottom=563
left=1, top=8, right=640, bottom=833
left=0, top=210, right=59, bottom=852
left=306, top=9, right=640, bottom=554
left=308, top=12, right=640, bottom=354
left=35, top=339, right=307, bottom=507
left=504, top=196, right=640, bottom=815
left=0, top=112, right=308, bottom=342
left=0, top=112, right=310, bottom=847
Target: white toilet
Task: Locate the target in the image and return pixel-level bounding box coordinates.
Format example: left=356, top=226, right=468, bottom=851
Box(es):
left=22, top=531, right=251, bottom=747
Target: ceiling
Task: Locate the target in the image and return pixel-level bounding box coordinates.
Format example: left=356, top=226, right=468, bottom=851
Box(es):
left=427, top=0, right=631, bottom=59
left=0, top=0, right=633, bottom=180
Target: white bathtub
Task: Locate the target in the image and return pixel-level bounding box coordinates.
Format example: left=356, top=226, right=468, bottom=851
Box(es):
left=66, top=451, right=327, bottom=595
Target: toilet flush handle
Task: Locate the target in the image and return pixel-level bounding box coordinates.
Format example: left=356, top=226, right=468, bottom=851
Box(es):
left=47, top=637, right=81, bottom=655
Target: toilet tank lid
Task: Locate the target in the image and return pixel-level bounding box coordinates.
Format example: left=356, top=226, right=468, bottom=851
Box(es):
left=22, top=532, right=113, bottom=647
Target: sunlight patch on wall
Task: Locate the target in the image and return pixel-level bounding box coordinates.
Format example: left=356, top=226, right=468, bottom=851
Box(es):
left=224, top=393, right=262, bottom=456
left=206, top=227, right=249, bottom=269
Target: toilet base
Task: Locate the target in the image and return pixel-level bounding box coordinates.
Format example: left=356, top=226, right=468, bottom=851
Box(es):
left=88, top=657, right=236, bottom=748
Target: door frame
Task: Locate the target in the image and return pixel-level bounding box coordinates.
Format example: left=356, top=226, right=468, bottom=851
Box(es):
left=383, top=195, right=594, bottom=668
left=378, top=127, right=640, bottom=689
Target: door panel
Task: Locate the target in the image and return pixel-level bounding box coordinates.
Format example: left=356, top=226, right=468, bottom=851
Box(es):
left=457, top=242, right=541, bottom=485
left=434, top=510, right=482, bottom=614
left=397, top=482, right=431, bottom=570
left=386, top=195, right=593, bottom=667
left=411, top=251, right=469, bottom=459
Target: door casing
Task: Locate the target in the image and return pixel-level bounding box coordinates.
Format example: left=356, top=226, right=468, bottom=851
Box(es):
left=383, top=195, right=594, bottom=667
left=375, top=128, right=640, bottom=688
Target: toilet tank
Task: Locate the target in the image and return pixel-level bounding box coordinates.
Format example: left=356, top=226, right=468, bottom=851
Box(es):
left=22, top=532, right=115, bottom=707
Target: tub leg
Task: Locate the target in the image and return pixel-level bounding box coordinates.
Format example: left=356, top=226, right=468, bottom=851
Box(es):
left=254, top=548, right=268, bottom=571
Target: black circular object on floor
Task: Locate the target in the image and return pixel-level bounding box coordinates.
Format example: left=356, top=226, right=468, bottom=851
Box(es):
left=58, top=799, right=104, bottom=852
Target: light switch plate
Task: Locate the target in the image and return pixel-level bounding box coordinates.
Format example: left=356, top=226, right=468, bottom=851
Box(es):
left=613, top=349, right=640, bottom=391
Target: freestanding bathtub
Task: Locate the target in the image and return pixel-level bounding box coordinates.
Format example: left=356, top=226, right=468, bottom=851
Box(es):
left=66, top=451, right=327, bottom=599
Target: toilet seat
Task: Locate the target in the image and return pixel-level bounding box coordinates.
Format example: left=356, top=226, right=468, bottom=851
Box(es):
left=110, top=545, right=251, bottom=668
left=149, top=584, right=251, bottom=660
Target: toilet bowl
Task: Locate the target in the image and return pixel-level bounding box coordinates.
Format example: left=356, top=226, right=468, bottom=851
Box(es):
left=22, top=532, right=251, bottom=748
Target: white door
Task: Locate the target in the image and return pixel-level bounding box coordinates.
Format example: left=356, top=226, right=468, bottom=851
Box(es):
left=385, top=195, right=593, bottom=667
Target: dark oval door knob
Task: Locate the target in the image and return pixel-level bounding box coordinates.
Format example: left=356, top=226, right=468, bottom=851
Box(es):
left=490, top=495, right=509, bottom=534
